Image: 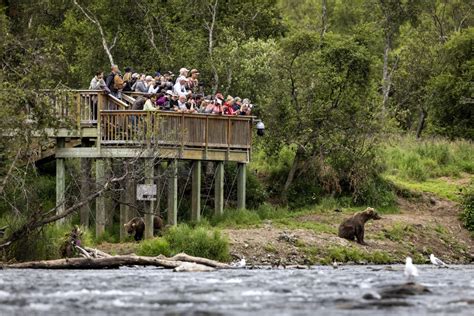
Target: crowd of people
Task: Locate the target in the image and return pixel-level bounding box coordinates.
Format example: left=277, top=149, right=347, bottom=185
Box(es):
left=89, top=65, right=253, bottom=116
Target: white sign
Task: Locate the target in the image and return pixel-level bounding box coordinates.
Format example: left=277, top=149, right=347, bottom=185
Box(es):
left=136, top=184, right=157, bottom=201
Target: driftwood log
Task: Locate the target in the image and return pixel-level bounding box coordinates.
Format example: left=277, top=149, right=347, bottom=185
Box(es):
left=1, top=250, right=230, bottom=272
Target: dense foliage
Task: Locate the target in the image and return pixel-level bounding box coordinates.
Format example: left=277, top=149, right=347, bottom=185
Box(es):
left=461, top=186, right=474, bottom=232
left=0, top=0, right=472, bottom=215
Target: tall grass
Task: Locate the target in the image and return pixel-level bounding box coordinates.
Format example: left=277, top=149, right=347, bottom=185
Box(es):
left=137, top=224, right=230, bottom=262
left=382, top=135, right=474, bottom=181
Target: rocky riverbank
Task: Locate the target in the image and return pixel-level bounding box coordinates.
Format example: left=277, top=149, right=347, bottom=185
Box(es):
left=96, top=193, right=473, bottom=266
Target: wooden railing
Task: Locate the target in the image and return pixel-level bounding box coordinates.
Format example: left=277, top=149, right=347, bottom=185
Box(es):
left=100, top=111, right=253, bottom=150
left=37, top=90, right=253, bottom=151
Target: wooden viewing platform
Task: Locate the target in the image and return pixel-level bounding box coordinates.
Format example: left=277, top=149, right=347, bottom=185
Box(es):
left=35, top=90, right=254, bottom=239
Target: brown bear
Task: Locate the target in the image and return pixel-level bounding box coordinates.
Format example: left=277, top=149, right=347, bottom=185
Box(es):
left=338, top=207, right=381, bottom=245
left=124, top=216, right=164, bottom=241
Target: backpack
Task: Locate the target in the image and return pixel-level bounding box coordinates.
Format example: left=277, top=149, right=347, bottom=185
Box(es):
left=113, top=74, right=124, bottom=90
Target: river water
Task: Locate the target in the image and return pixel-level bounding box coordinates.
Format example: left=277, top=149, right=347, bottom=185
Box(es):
left=0, top=265, right=473, bottom=315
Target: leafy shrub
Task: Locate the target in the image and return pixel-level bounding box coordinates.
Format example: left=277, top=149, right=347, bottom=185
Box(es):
left=5, top=223, right=72, bottom=261
left=137, top=224, right=230, bottom=262
left=460, top=186, right=474, bottom=232
left=137, top=238, right=171, bottom=257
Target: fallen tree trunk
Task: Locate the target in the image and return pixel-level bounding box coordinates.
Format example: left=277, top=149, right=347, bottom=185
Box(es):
left=1, top=252, right=229, bottom=272
left=167, top=253, right=230, bottom=269
left=3, top=255, right=183, bottom=270
left=82, top=246, right=112, bottom=258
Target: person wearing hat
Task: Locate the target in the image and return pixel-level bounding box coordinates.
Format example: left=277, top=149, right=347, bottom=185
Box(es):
left=176, top=67, right=189, bottom=84
left=173, top=76, right=190, bottom=97
left=187, top=69, right=200, bottom=93
left=232, top=97, right=242, bottom=112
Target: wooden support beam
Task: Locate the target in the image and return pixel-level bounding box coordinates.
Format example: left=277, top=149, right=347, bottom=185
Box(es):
left=104, top=158, right=114, bottom=230
left=95, top=159, right=106, bottom=237
left=56, top=138, right=66, bottom=224
left=55, top=147, right=249, bottom=163
left=144, top=158, right=155, bottom=239
left=120, top=162, right=135, bottom=241
left=237, top=163, right=246, bottom=210
left=119, top=185, right=128, bottom=241
left=80, top=157, right=91, bottom=227
left=191, top=161, right=201, bottom=222
left=154, top=162, right=163, bottom=218
left=215, top=161, right=224, bottom=216
left=120, top=161, right=130, bottom=241
left=167, top=160, right=178, bottom=226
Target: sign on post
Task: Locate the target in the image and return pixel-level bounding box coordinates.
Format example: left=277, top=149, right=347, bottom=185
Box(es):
left=136, top=184, right=157, bottom=201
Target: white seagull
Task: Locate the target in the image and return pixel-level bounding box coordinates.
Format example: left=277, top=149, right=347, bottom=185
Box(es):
left=404, top=257, right=419, bottom=281
left=231, top=257, right=246, bottom=268
left=430, top=254, right=448, bottom=268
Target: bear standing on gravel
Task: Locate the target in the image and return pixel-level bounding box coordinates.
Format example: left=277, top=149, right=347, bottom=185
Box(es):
left=338, top=207, right=381, bottom=245
left=124, top=216, right=164, bottom=241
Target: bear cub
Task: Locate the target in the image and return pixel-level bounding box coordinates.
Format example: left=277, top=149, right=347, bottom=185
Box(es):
left=124, top=216, right=164, bottom=241
left=338, top=207, right=381, bottom=245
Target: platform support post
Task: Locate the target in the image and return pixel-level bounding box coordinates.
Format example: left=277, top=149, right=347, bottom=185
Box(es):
left=56, top=138, right=66, bottom=224
left=144, top=159, right=155, bottom=239
left=167, top=160, right=178, bottom=226
left=191, top=161, right=201, bottom=222
left=215, top=162, right=224, bottom=216
left=237, top=163, right=246, bottom=210
left=80, top=140, right=92, bottom=227
left=95, top=159, right=106, bottom=237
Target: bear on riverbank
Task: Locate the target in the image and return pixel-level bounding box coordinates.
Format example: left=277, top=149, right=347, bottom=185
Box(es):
left=124, top=216, right=164, bottom=241
left=338, top=207, right=381, bottom=245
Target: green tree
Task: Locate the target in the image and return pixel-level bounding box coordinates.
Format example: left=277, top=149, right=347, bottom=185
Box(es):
left=427, top=28, right=474, bottom=139
left=260, top=31, right=381, bottom=204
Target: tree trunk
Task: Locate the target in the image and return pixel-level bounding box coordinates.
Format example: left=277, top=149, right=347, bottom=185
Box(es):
left=416, top=108, right=427, bottom=139
left=204, top=0, right=219, bottom=94
left=73, top=0, right=116, bottom=66
left=321, top=0, right=328, bottom=39
left=2, top=252, right=229, bottom=271
left=281, top=146, right=305, bottom=204
left=381, top=34, right=391, bottom=113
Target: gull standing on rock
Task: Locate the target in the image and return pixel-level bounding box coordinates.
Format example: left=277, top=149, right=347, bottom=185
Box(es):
left=430, top=254, right=448, bottom=268
left=404, top=257, right=419, bottom=281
